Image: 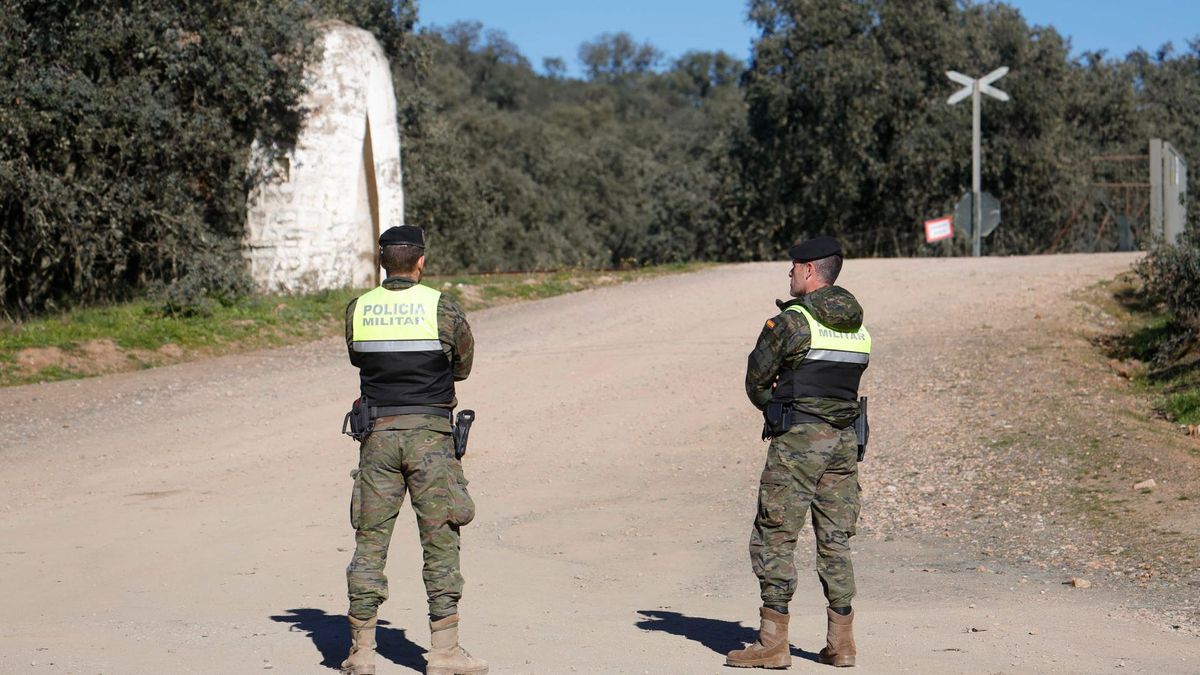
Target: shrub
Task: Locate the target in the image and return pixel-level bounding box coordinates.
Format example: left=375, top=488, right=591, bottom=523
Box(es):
left=156, top=248, right=253, bottom=318
left=1136, top=238, right=1200, bottom=331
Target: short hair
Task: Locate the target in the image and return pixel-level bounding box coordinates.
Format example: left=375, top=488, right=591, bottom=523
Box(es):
left=812, top=254, right=842, bottom=284
left=381, top=244, right=423, bottom=275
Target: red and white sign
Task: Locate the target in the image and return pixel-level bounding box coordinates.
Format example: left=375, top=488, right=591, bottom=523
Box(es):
left=924, top=216, right=953, bottom=243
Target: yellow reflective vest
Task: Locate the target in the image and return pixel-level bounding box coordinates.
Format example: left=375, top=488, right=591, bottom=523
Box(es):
left=772, top=304, right=871, bottom=402
left=350, top=284, right=454, bottom=406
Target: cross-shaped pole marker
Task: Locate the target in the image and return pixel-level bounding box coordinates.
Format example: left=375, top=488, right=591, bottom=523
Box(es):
left=947, top=67, right=1009, bottom=256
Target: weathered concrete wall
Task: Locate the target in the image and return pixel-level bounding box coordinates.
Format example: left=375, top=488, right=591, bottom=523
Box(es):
left=244, top=21, right=402, bottom=292
left=1150, top=138, right=1188, bottom=245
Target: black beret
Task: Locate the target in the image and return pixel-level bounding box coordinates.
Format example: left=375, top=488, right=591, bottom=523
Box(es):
left=378, top=225, right=425, bottom=249
left=788, top=235, right=841, bottom=262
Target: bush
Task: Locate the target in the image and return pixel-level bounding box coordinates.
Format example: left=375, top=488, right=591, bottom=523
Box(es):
left=1136, top=238, right=1200, bottom=330
left=156, top=248, right=253, bottom=318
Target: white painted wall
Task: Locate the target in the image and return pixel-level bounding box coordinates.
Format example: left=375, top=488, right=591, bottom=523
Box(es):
left=244, top=21, right=403, bottom=292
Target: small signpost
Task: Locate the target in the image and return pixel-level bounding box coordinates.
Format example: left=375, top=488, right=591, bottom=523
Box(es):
left=924, top=216, right=953, bottom=243
left=947, top=66, right=1010, bottom=256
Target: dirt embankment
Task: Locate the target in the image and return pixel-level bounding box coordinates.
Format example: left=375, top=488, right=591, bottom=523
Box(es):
left=14, top=339, right=186, bottom=379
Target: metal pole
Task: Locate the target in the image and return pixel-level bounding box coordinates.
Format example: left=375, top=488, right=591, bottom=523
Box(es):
left=972, top=81, right=982, bottom=257
left=948, top=67, right=1007, bottom=256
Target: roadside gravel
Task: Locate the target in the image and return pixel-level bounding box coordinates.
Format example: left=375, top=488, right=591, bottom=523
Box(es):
left=854, top=254, right=1200, bottom=633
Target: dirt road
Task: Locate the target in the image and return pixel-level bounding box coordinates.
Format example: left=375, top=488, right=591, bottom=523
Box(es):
left=1, top=254, right=1196, bottom=673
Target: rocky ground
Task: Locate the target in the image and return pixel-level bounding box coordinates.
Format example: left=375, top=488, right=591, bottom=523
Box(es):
left=854, top=256, right=1200, bottom=634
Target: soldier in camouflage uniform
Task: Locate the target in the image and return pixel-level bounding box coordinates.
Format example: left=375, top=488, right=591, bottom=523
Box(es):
left=341, top=226, right=488, bottom=675
left=727, top=236, right=870, bottom=670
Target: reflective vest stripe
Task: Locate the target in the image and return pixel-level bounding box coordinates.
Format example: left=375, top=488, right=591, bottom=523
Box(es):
left=805, top=349, right=870, bottom=364
left=352, top=339, right=443, bottom=353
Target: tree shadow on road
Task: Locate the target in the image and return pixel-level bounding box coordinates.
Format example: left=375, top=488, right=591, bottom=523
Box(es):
left=635, top=610, right=820, bottom=663
left=269, top=608, right=427, bottom=672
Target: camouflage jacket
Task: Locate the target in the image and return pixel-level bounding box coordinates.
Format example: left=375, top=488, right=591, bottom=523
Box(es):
left=745, top=285, right=864, bottom=427
left=345, top=277, right=474, bottom=414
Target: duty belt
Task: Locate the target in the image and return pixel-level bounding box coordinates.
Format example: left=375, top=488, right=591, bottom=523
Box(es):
left=370, top=405, right=452, bottom=420
left=763, top=402, right=830, bottom=440
left=788, top=408, right=827, bottom=425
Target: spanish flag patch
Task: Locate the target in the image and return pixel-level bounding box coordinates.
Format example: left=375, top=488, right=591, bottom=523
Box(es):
left=765, top=319, right=776, bottom=329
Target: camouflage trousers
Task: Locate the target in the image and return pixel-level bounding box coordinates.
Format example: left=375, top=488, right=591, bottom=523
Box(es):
left=749, top=422, right=861, bottom=609
left=347, top=423, right=476, bottom=620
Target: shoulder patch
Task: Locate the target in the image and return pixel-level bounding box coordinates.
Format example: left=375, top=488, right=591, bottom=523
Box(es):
left=765, top=319, right=776, bottom=329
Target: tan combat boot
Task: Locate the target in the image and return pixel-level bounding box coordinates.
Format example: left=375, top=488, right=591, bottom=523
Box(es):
left=726, top=607, right=791, bottom=669
left=341, top=614, right=377, bottom=675
left=817, top=607, right=856, bottom=667
left=427, top=614, right=489, bottom=675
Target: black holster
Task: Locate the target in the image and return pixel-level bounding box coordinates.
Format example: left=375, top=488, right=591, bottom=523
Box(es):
left=762, top=401, right=792, bottom=440
left=452, top=410, right=476, bottom=459
left=342, top=396, right=374, bottom=442
left=763, top=402, right=828, bottom=440
left=854, top=396, right=869, bottom=461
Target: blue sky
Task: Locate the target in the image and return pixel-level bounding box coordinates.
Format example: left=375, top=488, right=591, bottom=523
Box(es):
left=418, top=1, right=1199, bottom=76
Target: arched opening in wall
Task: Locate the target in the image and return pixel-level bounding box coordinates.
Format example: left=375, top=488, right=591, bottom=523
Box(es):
left=361, top=114, right=382, bottom=286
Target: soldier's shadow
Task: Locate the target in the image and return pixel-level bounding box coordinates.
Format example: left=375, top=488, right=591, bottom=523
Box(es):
left=635, top=610, right=820, bottom=663
left=270, top=608, right=427, bottom=672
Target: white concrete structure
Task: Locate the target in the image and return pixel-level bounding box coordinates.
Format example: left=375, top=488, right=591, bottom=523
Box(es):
left=1150, top=138, right=1188, bottom=245
left=244, top=21, right=402, bottom=292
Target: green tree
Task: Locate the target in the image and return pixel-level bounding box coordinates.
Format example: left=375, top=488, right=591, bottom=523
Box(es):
left=0, top=0, right=421, bottom=316
left=579, top=32, right=662, bottom=82
left=0, top=0, right=320, bottom=315
left=734, top=0, right=1097, bottom=257
left=394, top=23, right=745, bottom=272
